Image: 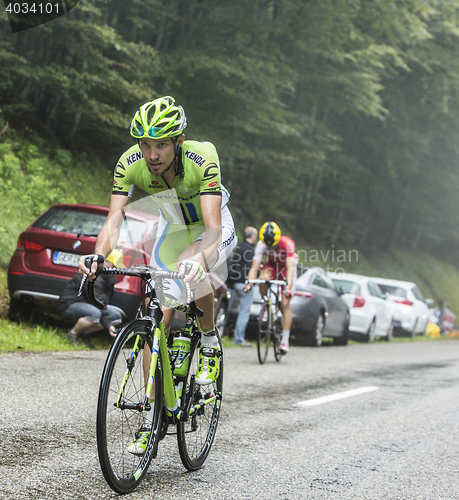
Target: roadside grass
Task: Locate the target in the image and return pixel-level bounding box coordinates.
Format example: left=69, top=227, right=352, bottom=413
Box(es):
left=0, top=318, right=76, bottom=352
left=0, top=315, right=116, bottom=353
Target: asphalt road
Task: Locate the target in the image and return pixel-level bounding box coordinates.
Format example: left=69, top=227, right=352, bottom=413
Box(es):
left=1, top=340, right=459, bottom=499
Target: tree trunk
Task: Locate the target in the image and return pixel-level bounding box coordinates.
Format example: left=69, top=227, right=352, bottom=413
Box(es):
left=410, top=224, right=423, bottom=251
left=331, top=206, right=344, bottom=245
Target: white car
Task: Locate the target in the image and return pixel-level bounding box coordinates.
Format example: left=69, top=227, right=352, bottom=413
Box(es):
left=329, top=272, right=394, bottom=342
left=371, top=277, right=432, bottom=336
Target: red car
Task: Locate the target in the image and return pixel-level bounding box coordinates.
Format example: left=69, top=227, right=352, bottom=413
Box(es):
left=8, top=203, right=230, bottom=329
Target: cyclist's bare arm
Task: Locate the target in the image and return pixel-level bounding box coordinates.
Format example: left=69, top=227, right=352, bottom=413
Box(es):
left=245, top=259, right=262, bottom=293
left=285, top=256, right=296, bottom=293
left=247, top=259, right=262, bottom=281
left=196, top=194, right=223, bottom=267
left=179, top=194, right=222, bottom=286
left=178, top=194, right=223, bottom=331
left=78, top=194, right=129, bottom=277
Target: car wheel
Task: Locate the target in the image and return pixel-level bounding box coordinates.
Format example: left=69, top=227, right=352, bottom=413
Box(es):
left=363, top=319, right=376, bottom=343
left=309, top=314, right=324, bottom=347
left=214, top=301, right=228, bottom=335
left=384, top=319, right=394, bottom=342
left=334, top=315, right=349, bottom=346
left=9, top=298, right=34, bottom=323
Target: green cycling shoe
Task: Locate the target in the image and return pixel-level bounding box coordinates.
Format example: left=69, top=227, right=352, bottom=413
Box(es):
left=127, top=425, right=151, bottom=456
left=195, top=346, right=220, bottom=385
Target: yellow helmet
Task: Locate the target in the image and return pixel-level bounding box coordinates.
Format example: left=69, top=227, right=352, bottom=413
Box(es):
left=106, top=249, right=126, bottom=268
left=260, top=222, right=281, bottom=247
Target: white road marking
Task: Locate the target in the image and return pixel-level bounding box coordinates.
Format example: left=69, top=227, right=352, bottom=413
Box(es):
left=296, top=386, right=379, bottom=407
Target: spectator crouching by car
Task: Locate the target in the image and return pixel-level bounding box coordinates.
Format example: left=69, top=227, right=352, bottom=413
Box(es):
left=228, top=227, right=258, bottom=346
left=58, top=250, right=125, bottom=345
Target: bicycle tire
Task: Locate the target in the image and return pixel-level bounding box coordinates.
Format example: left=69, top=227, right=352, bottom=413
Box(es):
left=177, top=333, right=223, bottom=470
left=257, top=302, right=271, bottom=364
left=97, top=320, right=163, bottom=494
left=273, top=312, right=282, bottom=362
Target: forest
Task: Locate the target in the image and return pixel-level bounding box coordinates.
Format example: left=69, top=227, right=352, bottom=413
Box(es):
left=1, top=0, right=459, bottom=261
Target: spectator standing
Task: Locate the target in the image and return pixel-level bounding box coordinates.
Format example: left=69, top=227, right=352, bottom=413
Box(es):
left=58, top=250, right=125, bottom=344
left=229, top=227, right=258, bottom=346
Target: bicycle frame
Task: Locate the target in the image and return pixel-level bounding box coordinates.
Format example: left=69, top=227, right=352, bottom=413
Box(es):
left=249, top=279, right=285, bottom=316
left=84, top=265, right=222, bottom=424
left=117, top=294, right=221, bottom=425
left=246, top=279, right=286, bottom=364
left=90, top=264, right=224, bottom=493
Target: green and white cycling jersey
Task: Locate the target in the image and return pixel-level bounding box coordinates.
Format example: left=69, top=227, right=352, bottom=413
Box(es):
left=112, top=139, right=235, bottom=302
left=112, top=140, right=230, bottom=226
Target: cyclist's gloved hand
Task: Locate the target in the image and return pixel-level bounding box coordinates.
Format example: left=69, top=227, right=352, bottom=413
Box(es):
left=243, top=282, right=252, bottom=294
left=179, top=259, right=206, bottom=288
left=285, top=289, right=292, bottom=299
left=78, top=254, right=105, bottom=280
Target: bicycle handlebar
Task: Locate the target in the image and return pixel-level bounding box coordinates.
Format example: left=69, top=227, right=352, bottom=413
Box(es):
left=79, top=262, right=203, bottom=316
left=246, top=279, right=286, bottom=286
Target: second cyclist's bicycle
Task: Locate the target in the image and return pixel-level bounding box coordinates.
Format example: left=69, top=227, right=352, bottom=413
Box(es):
left=247, top=279, right=286, bottom=364
left=81, top=262, right=223, bottom=494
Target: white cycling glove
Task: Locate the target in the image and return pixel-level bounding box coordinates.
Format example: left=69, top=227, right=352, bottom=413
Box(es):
left=180, top=259, right=207, bottom=284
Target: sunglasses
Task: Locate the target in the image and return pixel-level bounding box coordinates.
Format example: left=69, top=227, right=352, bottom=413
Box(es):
left=131, top=123, right=167, bottom=138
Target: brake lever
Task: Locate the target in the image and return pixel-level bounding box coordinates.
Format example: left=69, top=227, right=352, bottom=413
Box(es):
left=185, top=283, right=204, bottom=317
left=78, top=255, right=97, bottom=298
left=77, top=273, right=87, bottom=298
left=77, top=255, right=104, bottom=308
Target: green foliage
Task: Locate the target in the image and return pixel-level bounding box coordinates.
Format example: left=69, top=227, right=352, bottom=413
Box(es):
left=1, top=0, right=459, bottom=266
left=0, top=134, right=112, bottom=267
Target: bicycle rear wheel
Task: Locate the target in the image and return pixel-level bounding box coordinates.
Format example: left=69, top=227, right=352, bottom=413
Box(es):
left=257, top=302, right=271, bottom=364
left=97, top=320, right=163, bottom=494
left=177, top=334, right=223, bottom=470
left=273, top=315, right=282, bottom=362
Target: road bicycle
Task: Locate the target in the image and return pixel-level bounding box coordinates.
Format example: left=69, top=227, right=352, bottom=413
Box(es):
left=247, top=279, right=286, bottom=364
left=81, top=262, right=223, bottom=494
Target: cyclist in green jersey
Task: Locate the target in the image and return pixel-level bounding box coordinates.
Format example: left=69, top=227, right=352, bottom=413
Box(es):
left=79, top=96, right=236, bottom=387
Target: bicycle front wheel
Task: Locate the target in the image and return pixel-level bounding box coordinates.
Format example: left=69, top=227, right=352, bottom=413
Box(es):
left=257, top=302, right=271, bottom=364
left=96, top=320, right=163, bottom=494
left=177, top=334, right=223, bottom=470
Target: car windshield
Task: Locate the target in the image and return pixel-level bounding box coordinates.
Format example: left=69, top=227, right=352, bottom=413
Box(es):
left=331, top=279, right=360, bottom=295
left=33, top=207, right=147, bottom=242
left=377, top=284, right=407, bottom=298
